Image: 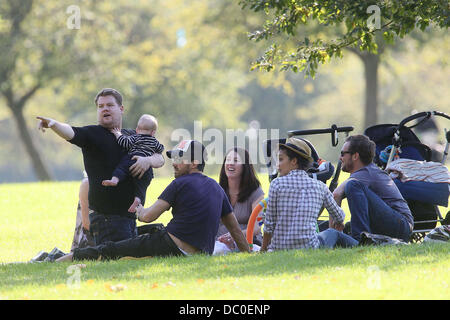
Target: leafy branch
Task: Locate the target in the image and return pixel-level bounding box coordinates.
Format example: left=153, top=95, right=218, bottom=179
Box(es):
left=240, top=0, right=449, bottom=77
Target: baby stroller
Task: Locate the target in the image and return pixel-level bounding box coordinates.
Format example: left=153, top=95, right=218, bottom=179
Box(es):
left=263, top=124, right=354, bottom=186
left=364, top=111, right=450, bottom=242
left=246, top=125, right=354, bottom=247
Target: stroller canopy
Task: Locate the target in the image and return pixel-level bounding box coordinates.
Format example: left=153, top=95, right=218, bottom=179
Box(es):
left=364, top=124, right=432, bottom=166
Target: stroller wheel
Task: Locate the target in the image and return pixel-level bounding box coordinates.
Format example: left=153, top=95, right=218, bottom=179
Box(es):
left=410, top=232, right=426, bottom=243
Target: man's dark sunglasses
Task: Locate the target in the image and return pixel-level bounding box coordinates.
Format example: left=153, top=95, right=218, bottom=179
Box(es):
left=340, top=151, right=353, bottom=157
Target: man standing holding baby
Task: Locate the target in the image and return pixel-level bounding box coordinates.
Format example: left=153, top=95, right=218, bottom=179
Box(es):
left=37, top=88, right=164, bottom=245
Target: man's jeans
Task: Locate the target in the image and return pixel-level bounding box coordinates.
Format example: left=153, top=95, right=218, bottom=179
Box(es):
left=345, top=180, right=412, bottom=242
left=318, top=229, right=358, bottom=248
left=73, top=228, right=184, bottom=261
left=89, top=212, right=137, bottom=245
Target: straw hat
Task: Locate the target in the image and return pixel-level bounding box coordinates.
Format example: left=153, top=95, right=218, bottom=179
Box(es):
left=279, top=137, right=313, bottom=162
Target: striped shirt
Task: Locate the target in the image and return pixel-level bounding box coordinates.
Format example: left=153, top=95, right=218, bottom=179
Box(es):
left=117, top=133, right=164, bottom=157
left=386, top=159, right=450, bottom=184
left=264, top=169, right=345, bottom=250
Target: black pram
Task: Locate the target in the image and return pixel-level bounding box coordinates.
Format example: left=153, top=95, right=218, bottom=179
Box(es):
left=364, top=111, right=450, bottom=241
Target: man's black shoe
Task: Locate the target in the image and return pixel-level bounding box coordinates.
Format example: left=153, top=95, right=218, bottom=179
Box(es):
left=29, top=251, right=48, bottom=263
left=343, top=222, right=352, bottom=235
left=43, top=247, right=66, bottom=262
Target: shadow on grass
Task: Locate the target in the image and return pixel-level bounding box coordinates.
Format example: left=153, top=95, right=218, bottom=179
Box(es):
left=1, top=242, right=448, bottom=290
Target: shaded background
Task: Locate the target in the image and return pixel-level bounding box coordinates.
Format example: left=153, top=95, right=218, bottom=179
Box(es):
left=1, top=0, right=449, bottom=182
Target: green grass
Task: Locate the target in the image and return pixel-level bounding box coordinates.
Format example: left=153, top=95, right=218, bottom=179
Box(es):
left=0, top=179, right=449, bottom=300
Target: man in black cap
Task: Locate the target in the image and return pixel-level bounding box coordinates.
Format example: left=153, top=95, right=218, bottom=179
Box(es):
left=57, top=140, right=250, bottom=261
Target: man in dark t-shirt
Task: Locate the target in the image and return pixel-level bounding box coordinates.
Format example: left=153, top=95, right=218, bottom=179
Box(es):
left=70, top=125, right=151, bottom=217
left=56, top=140, right=250, bottom=262
left=160, top=170, right=232, bottom=255
left=37, top=88, right=164, bottom=245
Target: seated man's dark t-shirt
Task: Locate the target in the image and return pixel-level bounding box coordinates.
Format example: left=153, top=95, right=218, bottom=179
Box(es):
left=350, top=163, right=413, bottom=227
left=159, top=172, right=233, bottom=255
left=69, top=125, right=153, bottom=218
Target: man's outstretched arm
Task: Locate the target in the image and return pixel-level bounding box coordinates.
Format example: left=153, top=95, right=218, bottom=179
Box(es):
left=37, top=116, right=75, bottom=140
left=135, top=199, right=170, bottom=223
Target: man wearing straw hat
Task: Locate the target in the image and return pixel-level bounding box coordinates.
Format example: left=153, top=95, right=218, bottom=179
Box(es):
left=261, top=137, right=357, bottom=252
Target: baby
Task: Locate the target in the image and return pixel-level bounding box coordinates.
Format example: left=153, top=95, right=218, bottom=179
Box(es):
left=102, top=114, right=164, bottom=211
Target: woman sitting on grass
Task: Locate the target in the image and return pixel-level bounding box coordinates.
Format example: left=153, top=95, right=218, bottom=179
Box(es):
left=261, top=138, right=358, bottom=252
left=215, top=147, right=265, bottom=251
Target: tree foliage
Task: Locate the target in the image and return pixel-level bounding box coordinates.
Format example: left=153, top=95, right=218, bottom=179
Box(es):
left=239, top=0, right=449, bottom=77
left=0, top=0, right=97, bottom=180
left=0, top=1, right=448, bottom=182
left=0, top=0, right=271, bottom=180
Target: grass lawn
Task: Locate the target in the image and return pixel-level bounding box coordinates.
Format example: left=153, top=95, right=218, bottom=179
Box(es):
left=0, top=178, right=449, bottom=300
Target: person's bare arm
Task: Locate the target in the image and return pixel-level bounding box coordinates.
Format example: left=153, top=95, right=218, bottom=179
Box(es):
left=135, top=199, right=170, bottom=223
left=221, top=213, right=250, bottom=253
left=331, top=181, right=349, bottom=231
left=260, top=232, right=272, bottom=252
left=328, top=216, right=345, bottom=231
left=130, top=153, right=165, bottom=179
left=251, top=195, right=265, bottom=212
left=250, top=195, right=265, bottom=235
left=37, top=116, right=75, bottom=140
left=332, top=180, right=348, bottom=207
left=79, top=178, right=90, bottom=231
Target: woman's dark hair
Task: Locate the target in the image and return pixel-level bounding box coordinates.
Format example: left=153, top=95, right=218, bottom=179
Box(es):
left=279, top=145, right=311, bottom=170
left=219, top=147, right=261, bottom=203
left=345, top=135, right=376, bottom=165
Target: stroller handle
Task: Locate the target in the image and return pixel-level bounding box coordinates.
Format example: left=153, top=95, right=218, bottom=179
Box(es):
left=388, top=111, right=450, bottom=165
left=288, top=125, right=354, bottom=147
left=398, top=111, right=450, bottom=129
left=287, top=126, right=354, bottom=137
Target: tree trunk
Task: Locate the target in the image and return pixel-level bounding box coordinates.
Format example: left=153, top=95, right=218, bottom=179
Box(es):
left=8, top=103, right=52, bottom=181
left=361, top=53, right=379, bottom=129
